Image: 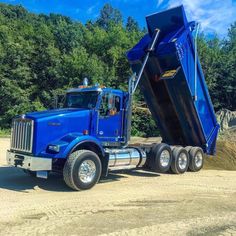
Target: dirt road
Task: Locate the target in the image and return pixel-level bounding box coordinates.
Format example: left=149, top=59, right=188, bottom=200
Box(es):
left=0, top=138, right=236, bottom=236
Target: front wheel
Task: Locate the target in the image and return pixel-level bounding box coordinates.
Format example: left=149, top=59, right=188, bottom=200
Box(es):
left=63, top=150, right=102, bottom=191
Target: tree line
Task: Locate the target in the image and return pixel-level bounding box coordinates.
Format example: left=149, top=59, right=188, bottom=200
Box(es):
left=0, top=3, right=235, bottom=136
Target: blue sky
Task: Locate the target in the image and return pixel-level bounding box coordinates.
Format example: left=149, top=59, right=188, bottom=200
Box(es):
left=1, top=0, right=236, bottom=37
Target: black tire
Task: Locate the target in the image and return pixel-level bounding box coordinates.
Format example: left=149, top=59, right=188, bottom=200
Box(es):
left=22, top=169, right=36, bottom=177
left=150, top=143, right=172, bottom=173
left=185, top=146, right=192, bottom=153
left=188, top=147, right=204, bottom=172
left=63, top=150, right=102, bottom=191
left=171, top=147, right=189, bottom=174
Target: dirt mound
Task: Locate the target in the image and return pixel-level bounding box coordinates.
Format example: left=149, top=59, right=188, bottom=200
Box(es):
left=204, top=140, right=236, bottom=171
left=217, top=109, right=236, bottom=131
left=218, top=127, right=236, bottom=142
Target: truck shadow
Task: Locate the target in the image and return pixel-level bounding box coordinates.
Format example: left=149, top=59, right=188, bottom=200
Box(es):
left=0, top=166, right=160, bottom=192
left=100, top=168, right=160, bottom=184
left=0, top=166, right=69, bottom=193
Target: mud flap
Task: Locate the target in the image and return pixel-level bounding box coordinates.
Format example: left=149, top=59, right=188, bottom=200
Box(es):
left=36, top=171, right=48, bottom=179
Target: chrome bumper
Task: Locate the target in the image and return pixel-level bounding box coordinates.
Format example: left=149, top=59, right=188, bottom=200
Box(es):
left=6, top=150, right=52, bottom=171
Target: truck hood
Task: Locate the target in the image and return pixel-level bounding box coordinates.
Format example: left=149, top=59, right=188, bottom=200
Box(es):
left=22, top=108, right=93, bottom=155
left=25, top=108, right=88, bottom=120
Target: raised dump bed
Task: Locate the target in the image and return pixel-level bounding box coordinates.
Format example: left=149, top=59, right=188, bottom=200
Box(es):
left=127, top=6, right=219, bottom=155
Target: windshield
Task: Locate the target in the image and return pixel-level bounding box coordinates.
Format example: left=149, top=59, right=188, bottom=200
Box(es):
left=64, top=91, right=99, bottom=109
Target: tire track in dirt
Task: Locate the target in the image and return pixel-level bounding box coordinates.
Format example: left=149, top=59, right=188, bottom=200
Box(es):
left=1, top=184, right=236, bottom=236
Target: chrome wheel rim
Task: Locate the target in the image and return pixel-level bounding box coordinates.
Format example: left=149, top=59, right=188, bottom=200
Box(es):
left=195, top=151, right=203, bottom=168
left=178, top=152, right=188, bottom=170
left=160, top=150, right=171, bottom=167
left=78, top=160, right=96, bottom=184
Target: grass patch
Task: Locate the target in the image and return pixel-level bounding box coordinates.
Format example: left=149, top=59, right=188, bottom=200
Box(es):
left=0, top=129, right=10, bottom=138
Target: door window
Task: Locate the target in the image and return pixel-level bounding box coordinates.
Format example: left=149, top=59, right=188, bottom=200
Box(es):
left=114, top=96, right=120, bottom=112
left=100, top=93, right=121, bottom=117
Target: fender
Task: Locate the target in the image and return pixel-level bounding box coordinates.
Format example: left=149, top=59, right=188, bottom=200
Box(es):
left=39, top=133, right=105, bottom=159
left=63, top=134, right=105, bottom=158
left=38, top=133, right=108, bottom=177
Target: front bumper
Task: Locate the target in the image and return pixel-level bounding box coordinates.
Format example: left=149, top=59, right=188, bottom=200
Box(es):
left=6, top=150, right=52, bottom=171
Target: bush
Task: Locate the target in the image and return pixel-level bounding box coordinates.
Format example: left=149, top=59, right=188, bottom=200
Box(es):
left=131, top=107, right=160, bottom=137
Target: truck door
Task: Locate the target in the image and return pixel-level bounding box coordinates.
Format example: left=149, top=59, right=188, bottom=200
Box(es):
left=97, top=92, right=123, bottom=142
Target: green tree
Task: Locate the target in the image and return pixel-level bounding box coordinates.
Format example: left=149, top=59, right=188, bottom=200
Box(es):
left=222, top=22, right=236, bottom=110
left=126, top=16, right=139, bottom=32
left=96, top=3, right=122, bottom=30
left=0, top=2, right=235, bottom=137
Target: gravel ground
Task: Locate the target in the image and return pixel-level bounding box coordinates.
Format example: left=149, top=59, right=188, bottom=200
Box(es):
left=0, top=138, right=236, bottom=236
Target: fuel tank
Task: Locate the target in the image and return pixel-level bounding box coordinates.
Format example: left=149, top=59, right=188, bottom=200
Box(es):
left=106, top=148, right=147, bottom=168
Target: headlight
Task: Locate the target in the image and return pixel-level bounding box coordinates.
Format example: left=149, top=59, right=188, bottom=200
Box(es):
left=47, top=145, right=60, bottom=153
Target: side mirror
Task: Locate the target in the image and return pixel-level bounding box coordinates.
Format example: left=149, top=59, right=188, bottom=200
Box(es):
left=53, top=94, right=66, bottom=109
left=53, top=96, right=58, bottom=109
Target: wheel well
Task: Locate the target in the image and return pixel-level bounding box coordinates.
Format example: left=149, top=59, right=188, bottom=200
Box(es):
left=73, top=142, right=103, bottom=157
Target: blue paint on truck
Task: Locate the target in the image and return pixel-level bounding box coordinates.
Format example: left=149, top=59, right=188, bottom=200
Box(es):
left=7, top=6, right=220, bottom=190
left=127, top=5, right=219, bottom=155
left=24, top=87, right=126, bottom=158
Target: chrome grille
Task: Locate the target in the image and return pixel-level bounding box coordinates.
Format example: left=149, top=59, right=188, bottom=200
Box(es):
left=11, top=118, right=34, bottom=153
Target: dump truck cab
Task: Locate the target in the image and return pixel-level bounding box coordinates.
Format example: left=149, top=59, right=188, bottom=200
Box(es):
left=65, top=84, right=128, bottom=146
left=7, top=84, right=128, bottom=164
left=7, top=83, right=131, bottom=179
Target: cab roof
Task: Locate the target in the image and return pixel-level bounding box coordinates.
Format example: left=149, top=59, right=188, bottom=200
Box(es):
left=67, top=86, right=124, bottom=95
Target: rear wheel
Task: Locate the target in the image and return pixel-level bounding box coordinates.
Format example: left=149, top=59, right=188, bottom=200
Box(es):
left=150, top=143, right=172, bottom=173
left=63, top=150, right=102, bottom=191
left=188, top=147, right=204, bottom=172
left=185, top=146, right=192, bottom=153
left=171, top=147, right=189, bottom=174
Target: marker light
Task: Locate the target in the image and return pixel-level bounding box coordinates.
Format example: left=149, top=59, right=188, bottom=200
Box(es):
left=83, top=130, right=89, bottom=135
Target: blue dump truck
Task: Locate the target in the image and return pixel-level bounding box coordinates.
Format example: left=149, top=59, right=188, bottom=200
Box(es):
left=6, top=6, right=219, bottom=190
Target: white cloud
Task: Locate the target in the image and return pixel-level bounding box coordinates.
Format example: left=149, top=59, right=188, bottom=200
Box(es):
left=86, top=4, right=97, bottom=15
left=167, top=0, right=236, bottom=37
